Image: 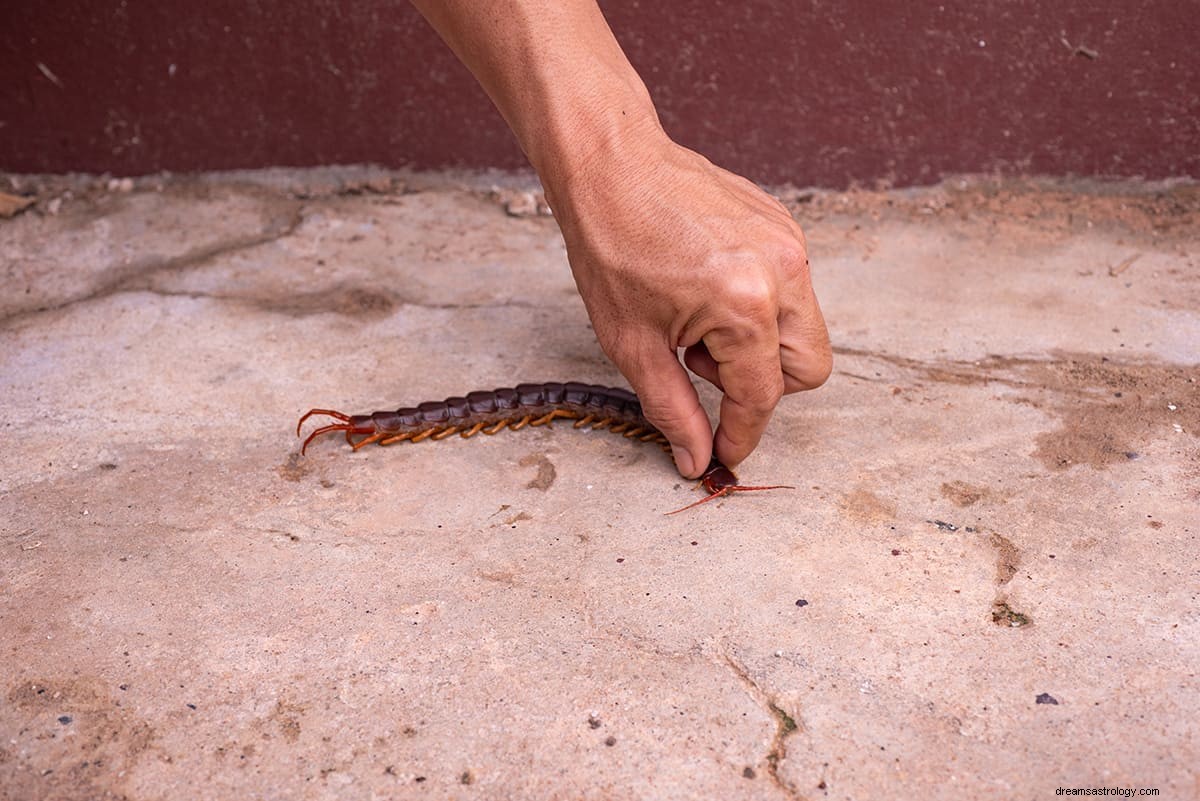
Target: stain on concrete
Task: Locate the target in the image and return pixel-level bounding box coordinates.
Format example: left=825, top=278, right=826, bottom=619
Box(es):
left=4, top=677, right=155, bottom=800
left=519, top=453, right=557, bottom=491
left=503, top=511, right=533, bottom=526
left=478, top=569, right=518, bottom=587
left=988, top=532, right=1021, bottom=586
left=835, top=349, right=1198, bottom=473
left=254, top=285, right=397, bottom=320
left=940, top=480, right=990, bottom=507
left=276, top=452, right=312, bottom=482
left=991, top=599, right=1032, bottom=627
left=268, top=700, right=306, bottom=744
left=839, top=486, right=896, bottom=523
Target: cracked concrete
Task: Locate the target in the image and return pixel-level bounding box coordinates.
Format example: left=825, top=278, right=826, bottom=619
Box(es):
left=1, top=168, right=1197, bottom=799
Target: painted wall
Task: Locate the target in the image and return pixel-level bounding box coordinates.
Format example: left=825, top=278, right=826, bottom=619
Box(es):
left=2, top=1, right=1196, bottom=187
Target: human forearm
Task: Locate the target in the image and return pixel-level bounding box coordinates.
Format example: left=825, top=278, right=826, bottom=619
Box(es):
left=408, top=0, right=662, bottom=193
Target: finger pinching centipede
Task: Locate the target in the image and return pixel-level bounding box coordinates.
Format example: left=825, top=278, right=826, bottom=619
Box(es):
left=296, top=381, right=793, bottom=515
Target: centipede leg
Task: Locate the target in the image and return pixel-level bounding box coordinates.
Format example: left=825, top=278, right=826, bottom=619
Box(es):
left=483, top=421, right=508, bottom=435
left=608, top=423, right=629, bottom=434
left=351, top=431, right=386, bottom=451
left=380, top=432, right=415, bottom=445
left=623, top=428, right=645, bottom=439
left=508, top=415, right=532, bottom=431
left=409, top=427, right=441, bottom=443
left=460, top=422, right=486, bottom=438
left=589, top=417, right=613, bottom=430
left=432, top=426, right=460, bottom=440
left=572, top=414, right=595, bottom=429
left=530, top=410, right=574, bottom=427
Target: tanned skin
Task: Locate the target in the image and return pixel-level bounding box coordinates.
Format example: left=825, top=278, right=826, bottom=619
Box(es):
left=409, top=1, right=832, bottom=478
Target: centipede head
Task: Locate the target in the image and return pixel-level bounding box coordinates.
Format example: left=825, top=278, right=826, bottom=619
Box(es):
left=297, top=409, right=374, bottom=454
left=665, top=458, right=795, bottom=515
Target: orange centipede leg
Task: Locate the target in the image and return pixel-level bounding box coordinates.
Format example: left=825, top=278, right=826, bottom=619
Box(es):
left=589, top=417, right=613, bottom=430
left=530, top=409, right=573, bottom=427
left=460, top=422, right=486, bottom=438
left=410, top=428, right=439, bottom=443
left=623, top=428, right=645, bottom=439
left=432, top=426, right=460, bottom=440
left=572, top=414, right=595, bottom=429
left=380, top=432, right=415, bottom=445
left=608, top=423, right=629, bottom=434
left=483, top=421, right=508, bottom=435
left=351, top=431, right=386, bottom=451
left=508, top=415, right=532, bottom=431
left=638, top=431, right=662, bottom=442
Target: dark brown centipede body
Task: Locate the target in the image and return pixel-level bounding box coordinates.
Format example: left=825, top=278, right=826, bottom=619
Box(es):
left=296, top=381, right=793, bottom=514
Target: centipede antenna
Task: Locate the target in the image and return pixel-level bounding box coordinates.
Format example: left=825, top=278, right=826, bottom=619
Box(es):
left=665, top=488, right=731, bottom=516
left=730, top=484, right=796, bottom=492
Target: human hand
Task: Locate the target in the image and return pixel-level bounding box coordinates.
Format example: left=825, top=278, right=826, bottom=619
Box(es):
left=544, top=129, right=832, bottom=478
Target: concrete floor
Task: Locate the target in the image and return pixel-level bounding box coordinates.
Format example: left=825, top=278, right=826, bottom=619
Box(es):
left=1, top=168, right=1197, bottom=800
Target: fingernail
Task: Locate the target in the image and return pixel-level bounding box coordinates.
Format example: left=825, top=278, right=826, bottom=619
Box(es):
left=673, top=447, right=695, bottom=478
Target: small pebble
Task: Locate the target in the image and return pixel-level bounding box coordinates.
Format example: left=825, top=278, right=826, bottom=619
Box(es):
left=57, top=715, right=72, bottom=725
left=795, top=599, right=809, bottom=607
left=1035, top=693, right=1059, bottom=705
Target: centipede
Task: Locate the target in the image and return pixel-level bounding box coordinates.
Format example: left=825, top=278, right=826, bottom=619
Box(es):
left=296, top=381, right=792, bottom=514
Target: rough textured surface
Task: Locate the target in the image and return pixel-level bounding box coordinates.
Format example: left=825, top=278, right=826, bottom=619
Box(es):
left=1, top=168, right=1197, bottom=799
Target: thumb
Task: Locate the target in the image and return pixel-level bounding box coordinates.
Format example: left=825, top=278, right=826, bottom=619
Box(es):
left=622, top=346, right=713, bottom=479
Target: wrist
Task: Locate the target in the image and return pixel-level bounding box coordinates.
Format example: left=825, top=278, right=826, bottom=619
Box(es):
left=529, top=91, right=670, bottom=215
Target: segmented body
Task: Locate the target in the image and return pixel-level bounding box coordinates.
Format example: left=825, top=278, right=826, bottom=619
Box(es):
left=298, top=381, right=668, bottom=452
left=297, top=381, right=793, bottom=514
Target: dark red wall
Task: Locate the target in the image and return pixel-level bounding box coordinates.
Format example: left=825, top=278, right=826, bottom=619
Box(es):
left=2, top=1, right=1197, bottom=187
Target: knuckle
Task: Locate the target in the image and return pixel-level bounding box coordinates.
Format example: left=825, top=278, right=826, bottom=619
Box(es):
left=723, top=273, right=777, bottom=324
left=775, top=239, right=810, bottom=281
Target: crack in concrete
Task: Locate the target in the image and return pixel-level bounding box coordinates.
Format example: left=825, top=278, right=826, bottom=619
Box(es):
left=719, top=651, right=807, bottom=801
left=1, top=203, right=306, bottom=326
